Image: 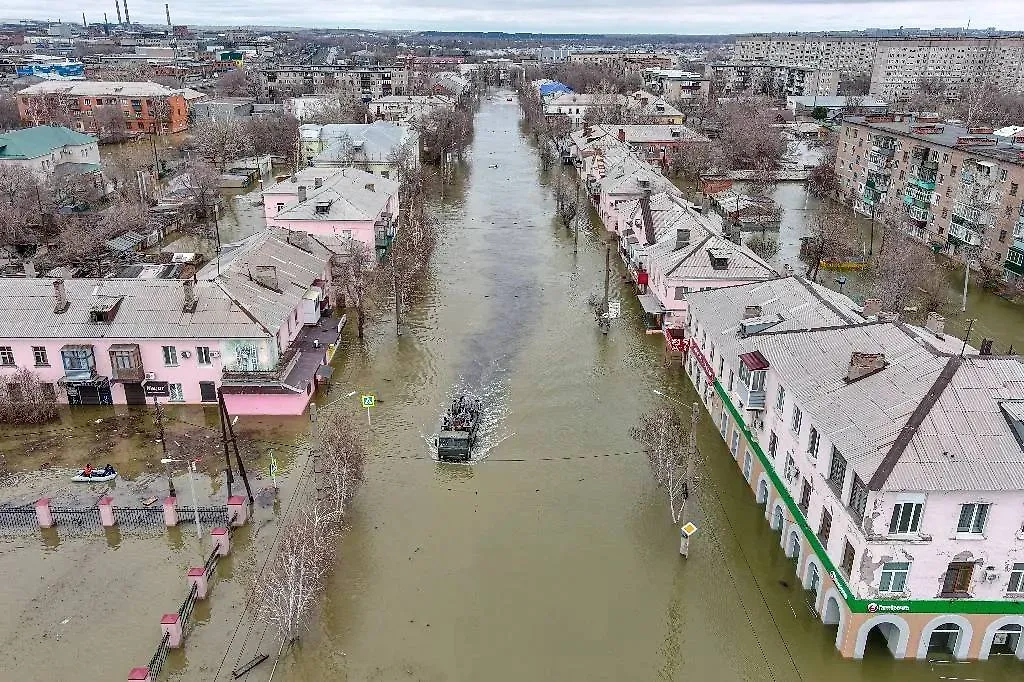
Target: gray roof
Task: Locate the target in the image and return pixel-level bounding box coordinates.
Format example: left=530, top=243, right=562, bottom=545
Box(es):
left=788, top=96, right=887, bottom=108
left=845, top=116, right=1024, bottom=166
left=265, top=167, right=397, bottom=223
left=302, top=121, right=415, bottom=163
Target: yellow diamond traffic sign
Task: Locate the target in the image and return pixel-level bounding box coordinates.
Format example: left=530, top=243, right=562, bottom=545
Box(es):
left=681, top=522, right=698, bottom=537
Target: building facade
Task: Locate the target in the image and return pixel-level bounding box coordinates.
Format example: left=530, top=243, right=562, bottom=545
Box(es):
left=0, top=125, right=100, bottom=178
left=835, top=115, right=1024, bottom=281
left=683, top=277, right=1024, bottom=661
left=707, top=62, right=839, bottom=97
left=262, top=64, right=410, bottom=100
left=733, top=34, right=879, bottom=72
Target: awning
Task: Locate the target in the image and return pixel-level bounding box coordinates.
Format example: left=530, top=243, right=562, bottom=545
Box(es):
left=739, top=351, right=770, bottom=371
left=637, top=293, right=665, bottom=315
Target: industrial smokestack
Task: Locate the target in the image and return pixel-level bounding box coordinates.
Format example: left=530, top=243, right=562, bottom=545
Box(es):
left=166, top=3, right=172, bottom=26
left=82, top=12, right=87, bottom=27
left=123, top=0, right=130, bottom=25
left=104, top=12, right=109, bottom=35
left=115, top=0, right=122, bottom=25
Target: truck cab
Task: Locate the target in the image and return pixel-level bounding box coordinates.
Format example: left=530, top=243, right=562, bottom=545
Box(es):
left=437, top=431, right=473, bottom=462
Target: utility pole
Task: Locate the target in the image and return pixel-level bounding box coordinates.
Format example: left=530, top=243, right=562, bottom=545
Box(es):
left=961, top=254, right=972, bottom=313
left=218, top=389, right=253, bottom=504
left=154, top=396, right=175, bottom=497
left=679, top=402, right=698, bottom=558
left=602, top=241, right=610, bottom=335
left=392, top=254, right=402, bottom=337
left=309, top=402, right=323, bottom=505
left=217, top=390, right=235, bottom=500
left=961, top=319, right=976, bottom=357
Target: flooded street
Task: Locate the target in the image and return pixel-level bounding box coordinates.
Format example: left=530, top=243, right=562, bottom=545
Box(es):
left=266, top=94, right=1023, bottom=681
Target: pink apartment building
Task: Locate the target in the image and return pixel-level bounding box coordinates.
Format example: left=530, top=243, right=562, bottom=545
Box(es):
left=262, top=166, right=400, bottom=258
left=0, top=229, right=340, bottom=416
left=683, top=276, right=1024, bottom=662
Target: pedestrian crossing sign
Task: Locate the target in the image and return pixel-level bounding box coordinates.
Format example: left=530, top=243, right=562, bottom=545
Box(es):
left=361, top=394, right=376, bottom=408
left=681, top=522, right=698, bottom=537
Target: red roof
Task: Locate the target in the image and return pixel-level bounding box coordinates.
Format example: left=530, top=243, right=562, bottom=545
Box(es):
left=739, top=351, right=770, bottom=371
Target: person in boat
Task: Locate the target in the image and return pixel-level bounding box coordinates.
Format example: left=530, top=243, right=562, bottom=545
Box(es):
left=103, top=464, right=114, bottom=476
left=82, top=464, right=94, bottom=477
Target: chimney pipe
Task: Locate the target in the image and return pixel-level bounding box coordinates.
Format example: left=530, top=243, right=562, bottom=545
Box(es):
left=297, top=185, right=307, bottom=202
left=182, top=278, right=197, bottom=312
left=53, top=279, right=69, bottom=314
left=675, top=228, right=691, bottom=250
left=862, top=298, right=882, bottom=317
left=924, top=311, right=946, bottom=338
left=617, top=127, right=625, bottom=142
left=365, top=183, right=375, bottom=192
left=846, top=352, right=886, bottom=383
left=165, top=3, right=172, bottom=26
left=314, top=177, right=323, bottom=188
left=743, top=304, right=762, bottom=319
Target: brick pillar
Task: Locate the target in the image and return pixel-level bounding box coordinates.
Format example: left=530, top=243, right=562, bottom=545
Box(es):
left=227, top=496, right=248, bottom=526
left=162, top=497, right=178, bottom=527
left=160, top=613, right=183, bottom=648
left=187, top=567, right=208, bottom=599
left=35, top=498, right=53, bottom=528
left=128, top=667, right=152, bottom=682
left=211, top=527, right=229, bottom=556
left=98, top=496, right=116, bottom=527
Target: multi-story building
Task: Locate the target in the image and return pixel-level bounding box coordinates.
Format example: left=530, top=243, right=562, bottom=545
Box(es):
left=0, top=229, right=341, bottom=415
left=706, top=62, right=840, bottom=97
left=733, top=34, right=879, bottom=72
left=643, top=69, right=711, bottom=104
left=370, top=94, right=453, bottom=122
left=567, top=51, right=675, bottom=71
left=835, top=115, right=1024, bottom=280
left=261, top=64, right=410, bottom=100
left=569, top=123, right=710, bottom=171
left=16, top=80, right=206, bottom=135
left=298, top=121, right=418, bottom=178
left=684, top=276, right=1024, bottom=661
left=0, top=125, right=100, bottom=179
left=870, top=37, right=1024, bottom=102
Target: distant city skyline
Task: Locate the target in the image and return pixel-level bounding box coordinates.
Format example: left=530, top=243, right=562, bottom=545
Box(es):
left=0, top=0, right=1016, bottom=36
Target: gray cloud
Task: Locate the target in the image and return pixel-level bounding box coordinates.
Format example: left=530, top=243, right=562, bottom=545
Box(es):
left=1, top=0, right=1012, bottom=34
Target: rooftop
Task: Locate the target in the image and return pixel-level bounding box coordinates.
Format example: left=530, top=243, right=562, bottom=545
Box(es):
left=0, top=125, right=96, bottom=160
left=845, top=115, right=1024, bottom=166
left=17, top=80, right=204, bottom=99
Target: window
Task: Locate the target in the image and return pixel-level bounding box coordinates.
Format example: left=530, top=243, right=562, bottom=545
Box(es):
left=1000, top=168, right=1008, bottom=181
left=1011, top=182, right=1018, bottom=197
left=162, top=346, right=178, bottom=366
left=169, top=383, right=184, bottom=402
left=717, top=354, right=724, bottom=376
left=957, top=503, right=990, bottom=534
left=32, top=346, right=48, bottom=367
left=727, top=370, right=734, bottom=392
left=196, top=346, right=212, bottom=365
left=1007, top=564, right=1024, bottom=594
left=807, top=426, right=819, bottom=459
left=849, top=475, right=869, bottom=524
left=730, top=430, right=740, bottom=458
left=791, top=405, right=802, bottom=434
left=776, top=385, right=785, bottom=412
left=768, top=431, right=778, bottom=459
left=889, top=501, right=923, bottom=534
left=0, top=346, right=14, bottom=365
left=840, top=540, right=855, bottom=576
left=818, top=508, right=832, bottom=546
left=112, top=350, right=135, bottom=369
left=276, top=202, right=285, bottom=212
left=828, top=447, right=847, bottom=494
left=942, top=561, right=974, bottom=597
left=879, top=562, right=910, bottom=593
left=199, top=381, right=217, bottom=402
left=62, top=347, right=93, bottom=371
left=798, top=479, right=811, bottom=512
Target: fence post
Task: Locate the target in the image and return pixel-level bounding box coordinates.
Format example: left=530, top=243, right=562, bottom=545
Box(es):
left=98, top=496, right=116, bottom=528
left=227, top=495, right=248, bottom=526
left=160, top=613, right=182, bottom=648
left=35, top=498, right=53, bottom=528
left=187, top=567, right=208, bottom=599
left=162, top=497, right=178, bottom=527
left=211, top=527, right=230, bottom=556
left=128, top=667, right=152, bottom=682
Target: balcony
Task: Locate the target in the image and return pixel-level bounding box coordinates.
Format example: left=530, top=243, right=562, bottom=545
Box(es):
left=60, top=344, right=97, bottom=383
left=108, top=344, right=145, bottom=382
left=909, top=172, right=937, bottom=191
left=907, top=204, right=931, bottom=223
left=904, top=184, right=931, bottom=206
left=952, top=201, right=994, bottom=228
left=221, top=317, right=342, bottom=394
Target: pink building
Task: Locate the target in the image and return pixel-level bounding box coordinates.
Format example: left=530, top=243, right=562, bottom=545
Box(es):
left=683, top=277, right=1024, bottom=661
left=0, top=229, right=340, bottom=415
left=262, top=166, right=400, bottom=258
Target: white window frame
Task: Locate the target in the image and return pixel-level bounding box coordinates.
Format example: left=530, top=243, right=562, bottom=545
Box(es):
left=776, top=385, right=786, bottom=412
left=879, top=561, right=911, bottom=593
left=162, top=345, right=178, bottom=367
left=807, top=426, right=819, bottom=459
left=1008, top=563, right=1024, bottom=594
left=168, top=383, right=184, bottom=402
left=791, top=405, right=802, bottom=435
left=957, top=502, right=991, bottom=534
left=196, top=346, right=212, bottom=365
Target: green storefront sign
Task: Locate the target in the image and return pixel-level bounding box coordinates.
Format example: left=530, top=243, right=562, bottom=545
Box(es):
left=712, top=377, right=1024, bottom=616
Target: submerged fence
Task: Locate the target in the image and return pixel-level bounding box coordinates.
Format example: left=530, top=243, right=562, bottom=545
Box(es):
left=0, top=499, right=230, bottom=536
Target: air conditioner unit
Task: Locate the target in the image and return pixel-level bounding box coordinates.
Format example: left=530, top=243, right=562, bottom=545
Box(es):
left=180, top=350, right=192, bottom=359
left=209, top=351, right=221, bottom=358
left=144, top=372, right=156, bottom=380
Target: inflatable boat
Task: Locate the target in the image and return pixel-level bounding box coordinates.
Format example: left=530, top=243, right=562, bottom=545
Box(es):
left=72, top=468, right=117, bottom=483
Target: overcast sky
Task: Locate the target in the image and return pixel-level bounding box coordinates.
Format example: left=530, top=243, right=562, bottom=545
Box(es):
left=2, top=0, right=1016, bottom=35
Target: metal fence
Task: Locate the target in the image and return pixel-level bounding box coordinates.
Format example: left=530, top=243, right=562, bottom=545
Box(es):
left=50, top=507, right=101, bottom=527
left=148, top=631, right=171, bottom=680
left=112, top=506, right=166, bottom=527
left=178, top=583, right=199, bottom=626
left=177, top=506, right=229, bottom=526
left=203, top=545, right=220, bottom=579
left=0, top=507, right=38, bottom=530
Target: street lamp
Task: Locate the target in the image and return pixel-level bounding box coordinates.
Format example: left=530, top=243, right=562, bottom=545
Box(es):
left=161, top=457, right=202, bottom=539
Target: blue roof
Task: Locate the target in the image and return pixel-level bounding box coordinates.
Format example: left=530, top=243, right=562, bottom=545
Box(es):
left=539, top=82, right=573, bottom=96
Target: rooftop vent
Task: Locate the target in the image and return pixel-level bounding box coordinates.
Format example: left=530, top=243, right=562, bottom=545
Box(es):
left=53, top=278, right=69, bottom=314
left=675, top=228, right=691, bottom=250
left=862, top=298, right=882, bottom=318
left=89, top=296, right=123, bottom=324
left=738, top=313, right=783, bottom=337
left=743, top=304, right=762, bottom=319
left=708, top=248, right=731, bottom=270
left=845, top=352, right=887, bottom=383
left=314, top=200, right=331, bottom=214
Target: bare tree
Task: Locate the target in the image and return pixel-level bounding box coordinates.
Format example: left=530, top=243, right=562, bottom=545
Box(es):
left=807, top=134, right=840, bottom=199
left=0, top=93, right=20, bottom=132
left=552, top=173, right=580, bottom=230
left=246, top=114, right=301, bottom=168
left=333, top=239, right=378, bottom=340
left=631, top=405, right=695, bottom=530
left=177, top=159, right=222, bottom=226
left=718, top=97, right=785, bottom=171
left=317, top=411, right=367, bottom=516
left=800, top=201, right=858, bottom=282
left=298, top=95, right=366, bottom=125
left=666, top=142, right=714, bottom=181
left=906, top=77, right=947, bottom=114
left=188, top=119, right=252, bottom=170
left=94, top=105, right=128, bottom=143
left=0, top=368, right=59, bottom=424
left=868, top=232, right=940, bottom=312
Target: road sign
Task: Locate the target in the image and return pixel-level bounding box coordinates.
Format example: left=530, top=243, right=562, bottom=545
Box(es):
left=361, top=394, right=376, bottom=408
left=143, top=381, right=171, bottom=398
left=607, top=299, right=621, bottom=319
left=681, top=522, right=698, bottom=537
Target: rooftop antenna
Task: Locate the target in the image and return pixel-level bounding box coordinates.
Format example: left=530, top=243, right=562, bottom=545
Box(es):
left=114, top=0, right=122, bottom=25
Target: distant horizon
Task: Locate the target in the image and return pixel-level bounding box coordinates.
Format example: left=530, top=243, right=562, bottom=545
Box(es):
left=0, top=0, right=1017, bottom=36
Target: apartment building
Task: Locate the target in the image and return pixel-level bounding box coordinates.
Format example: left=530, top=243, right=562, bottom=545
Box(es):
left=16, top=81, right=205, bottom=135
left=684, top=276, right=1024, bottom=661
left=567, top=51, right=675, bottom=71
left=706, top=62, right=840, bottom=97
left=835, top=115, right=1024, bottom=281
left=733, top=34, right=878, bottom=72
left=261, top=64, right=410, bottom=100
left=870, top=37, right=1024, bottom=102
left=643, top=69, right=711, bottom=104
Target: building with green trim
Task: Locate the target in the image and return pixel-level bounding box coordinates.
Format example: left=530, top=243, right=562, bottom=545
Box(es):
left=682, top=277, right=1024, bottom=662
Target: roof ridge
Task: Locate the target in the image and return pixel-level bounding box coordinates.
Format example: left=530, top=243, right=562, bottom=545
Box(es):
left=794, top=276, right=859, bottom=322
left=868, top=356, right=963, bottom=490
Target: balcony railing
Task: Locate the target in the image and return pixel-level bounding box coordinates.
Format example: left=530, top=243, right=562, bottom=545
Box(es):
left=907, top=204, right=931, bottom=223
left=909, top=172, right=936, bottom=191
left=904, top=184, right=931, bottom=205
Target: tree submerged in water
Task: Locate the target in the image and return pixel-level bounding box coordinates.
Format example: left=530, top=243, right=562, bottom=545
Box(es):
left=745, top=233, right=780, bottom=260
left=0, top=368, right=59, bottom=425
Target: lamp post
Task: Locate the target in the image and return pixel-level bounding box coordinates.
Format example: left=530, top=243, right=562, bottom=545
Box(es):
left=161, top=457, right=202, bottom=538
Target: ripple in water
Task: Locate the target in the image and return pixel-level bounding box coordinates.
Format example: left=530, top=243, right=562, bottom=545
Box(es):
left=423, top=368, right=514, bottom=464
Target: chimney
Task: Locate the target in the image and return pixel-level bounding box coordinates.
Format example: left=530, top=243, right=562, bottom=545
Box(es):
left=743, top=304, right=762, bottom=319
left=115, top=0, right=122, bottom=25
left=253, top=265, right=279, bottom=291
left=862, top=298, right=882, bottom=317
left=617, top=127, right=625, bottom=142
left=297, top=185, right=307, bottom=202
left=846, top=352, right=886, bottom=383
left=53, top=278, right=69, bottom=314
left=314, top=177, right=323, bottom=188
left=364, top=183, right=375, bottom=192
left=182, top=278, right=197, bottom=312
left=24, top=260, right=36, bottom=278
left=924, top=311, right=945, bottom=338
left=980, top=338, right=994, bottom=355
left=675, top=228, right=691, bottom=250
left=878, top=311, right=900, bottom=323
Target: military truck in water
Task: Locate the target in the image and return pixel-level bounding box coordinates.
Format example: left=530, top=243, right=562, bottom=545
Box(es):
left=435, top=394, right=480, bottom=462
